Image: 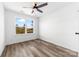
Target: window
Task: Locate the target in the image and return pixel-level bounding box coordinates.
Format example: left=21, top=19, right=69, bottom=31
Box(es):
left=16, top=18, right=33, bottom=34
left=16, top=18, right=25, bottom=34
left=26, top=19, right=33, bottom=33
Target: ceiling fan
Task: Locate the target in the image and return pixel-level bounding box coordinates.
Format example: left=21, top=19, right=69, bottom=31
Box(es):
left=23, top=2, right=48, bottom=13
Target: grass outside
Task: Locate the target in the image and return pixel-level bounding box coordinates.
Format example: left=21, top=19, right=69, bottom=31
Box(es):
left=16, top=27, right=25, bottom=34
left=27, top=28, right=33, bottom=33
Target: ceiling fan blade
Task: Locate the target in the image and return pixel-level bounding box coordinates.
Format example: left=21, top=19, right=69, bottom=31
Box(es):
left=37, top=8, right=43, bottom=13
left=31, top=10, right=34, bottom=13
left=37, top=3, right=48, bottom=8
left=23, top=7, right=32, bottom=8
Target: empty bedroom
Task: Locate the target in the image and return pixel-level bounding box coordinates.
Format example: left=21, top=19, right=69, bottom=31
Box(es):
left=0, top=2, right=79, bottom=57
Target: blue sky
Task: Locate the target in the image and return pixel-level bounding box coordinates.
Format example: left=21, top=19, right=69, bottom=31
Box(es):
left=16, top=18, right=33, bottom=27
left=26, top=19, right=33, bottom=27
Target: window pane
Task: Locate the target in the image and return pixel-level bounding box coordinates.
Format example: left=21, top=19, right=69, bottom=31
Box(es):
left=16, top=18, right=25, bottom=34
left=26, top=19, right=33, bottom=33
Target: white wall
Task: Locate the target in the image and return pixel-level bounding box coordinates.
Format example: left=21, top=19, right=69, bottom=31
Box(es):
left=0, top=3, right=5, bottom=56
left=39, top=3, right=79, bottom=52
left=5, top=9, right=39, bottom=45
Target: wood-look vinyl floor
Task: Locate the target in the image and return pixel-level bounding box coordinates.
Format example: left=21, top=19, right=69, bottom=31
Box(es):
left=1, top=39, right=78, bottom=57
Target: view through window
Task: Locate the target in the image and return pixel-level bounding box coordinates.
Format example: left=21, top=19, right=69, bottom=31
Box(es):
left=26, top=19, right=33, bottom=33
left=16, top=18, right=33, bottom=34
